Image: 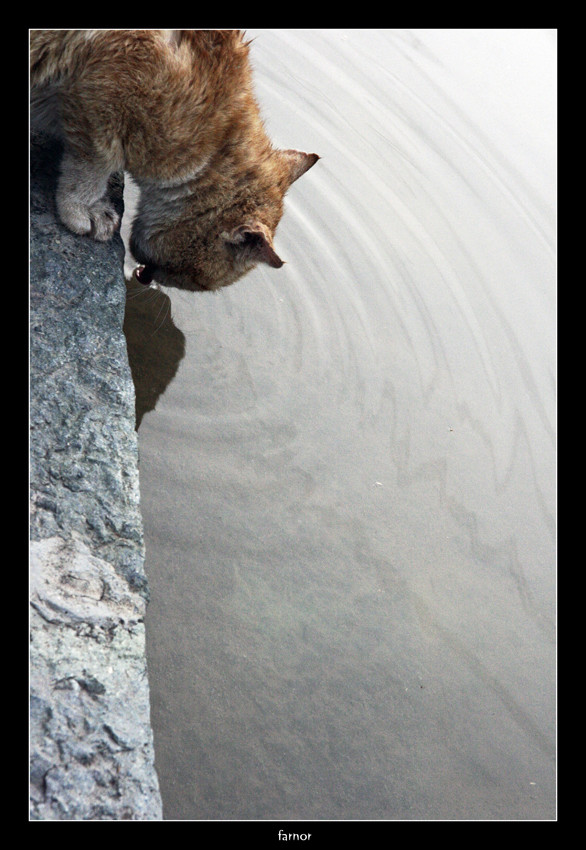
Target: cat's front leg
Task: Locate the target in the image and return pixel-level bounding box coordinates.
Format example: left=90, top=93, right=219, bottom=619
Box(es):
left=56, top=149, right=121, bottom=242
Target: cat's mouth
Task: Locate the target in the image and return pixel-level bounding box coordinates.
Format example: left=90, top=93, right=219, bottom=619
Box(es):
left=135, top=264, right=155, bottom=285
left=134, top=263, right=211, bottom=292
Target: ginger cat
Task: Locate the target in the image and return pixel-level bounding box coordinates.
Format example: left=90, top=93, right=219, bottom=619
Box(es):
left=30, top=30, right=319, bottom=291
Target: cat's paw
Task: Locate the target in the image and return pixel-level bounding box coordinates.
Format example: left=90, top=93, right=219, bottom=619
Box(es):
left=57, top=196, right=120, bottom=242
left=87, top=198, right=121, bottom=241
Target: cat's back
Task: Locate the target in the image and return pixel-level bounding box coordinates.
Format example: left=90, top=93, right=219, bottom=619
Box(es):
left=30, top=30, right=163, bottom=87
left=30, top=30, right=173, bottom=135
left=30, top=31, right=94, bottom=87
left=30, top=29, right=249, bottom=86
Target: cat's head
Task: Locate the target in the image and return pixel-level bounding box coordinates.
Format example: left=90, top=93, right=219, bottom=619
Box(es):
left=130, top=149, right=318, bottom=291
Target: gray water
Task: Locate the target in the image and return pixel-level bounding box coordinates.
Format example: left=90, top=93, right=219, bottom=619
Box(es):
left=122, top=29, right=556, bottom=821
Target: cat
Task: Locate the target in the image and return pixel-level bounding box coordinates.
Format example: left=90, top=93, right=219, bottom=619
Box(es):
left=30, top=29, right=319, bottom=291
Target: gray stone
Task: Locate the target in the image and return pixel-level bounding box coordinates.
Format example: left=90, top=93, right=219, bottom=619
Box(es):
left=30, top=132, right=162, bottom=820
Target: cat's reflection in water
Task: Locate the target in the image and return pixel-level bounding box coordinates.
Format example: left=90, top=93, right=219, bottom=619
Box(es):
left=123, top=276, right=186, bottom=430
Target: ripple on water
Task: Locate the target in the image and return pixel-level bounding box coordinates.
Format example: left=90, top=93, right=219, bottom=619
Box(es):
left=124, top=29, right=556, bottom=820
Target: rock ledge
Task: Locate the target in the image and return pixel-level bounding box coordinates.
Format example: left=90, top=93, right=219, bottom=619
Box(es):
left=30, top=133, right=162, bottom=820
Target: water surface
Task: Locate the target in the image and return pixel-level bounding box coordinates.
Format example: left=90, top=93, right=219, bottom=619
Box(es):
left=122, top=28, right=556, bottom=820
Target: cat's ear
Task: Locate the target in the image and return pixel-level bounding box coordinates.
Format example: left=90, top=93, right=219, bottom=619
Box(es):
left=281, top=150, right=320, bottom=185
left=223, top=223, right=284, bottom=269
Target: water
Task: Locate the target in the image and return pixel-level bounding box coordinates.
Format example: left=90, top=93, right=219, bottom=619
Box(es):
left=122, top=29, right=556, bottom=820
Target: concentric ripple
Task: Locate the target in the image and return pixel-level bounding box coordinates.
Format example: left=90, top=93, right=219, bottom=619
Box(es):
left=123, top=29, right=556, bottom=821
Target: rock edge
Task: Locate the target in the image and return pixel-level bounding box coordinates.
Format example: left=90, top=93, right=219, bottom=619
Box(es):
left=30, top=133, right=163, bottom=820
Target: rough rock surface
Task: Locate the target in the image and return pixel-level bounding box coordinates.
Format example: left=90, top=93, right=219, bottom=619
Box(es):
left=30, top=132, right=162, bottom=820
